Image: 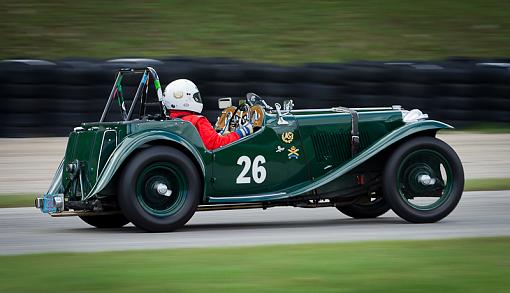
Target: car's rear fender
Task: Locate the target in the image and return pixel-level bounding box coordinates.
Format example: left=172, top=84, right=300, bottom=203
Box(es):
left=286, top=120, right=453, bottom=197
left=83, top=130, right=207, bottom=201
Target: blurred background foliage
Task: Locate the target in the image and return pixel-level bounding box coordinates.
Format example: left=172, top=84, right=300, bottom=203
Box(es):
left=1, top=0, right=510, bottom=64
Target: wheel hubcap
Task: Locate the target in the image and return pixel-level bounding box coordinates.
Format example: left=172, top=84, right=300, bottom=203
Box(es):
left=417, top=174, right=436, bottom=186
left=155, top=183, right=172, bottom=197
left=135, top=162, right=188, bottom=217
left=397, top=149, right=453, bottom=210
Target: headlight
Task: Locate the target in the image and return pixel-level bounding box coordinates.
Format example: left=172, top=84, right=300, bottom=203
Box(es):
left=402, top=109, right=429, bottom=123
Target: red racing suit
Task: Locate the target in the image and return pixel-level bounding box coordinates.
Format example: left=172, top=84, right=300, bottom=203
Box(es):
left=169, top=110, right=240, bottom=150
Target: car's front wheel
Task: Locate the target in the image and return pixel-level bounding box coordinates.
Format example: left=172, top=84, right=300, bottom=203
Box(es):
left=383, top=136, right=464, bottom=223
left=118, top=146, right=201, bottom=232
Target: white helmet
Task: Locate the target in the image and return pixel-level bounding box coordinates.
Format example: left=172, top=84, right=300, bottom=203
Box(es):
left=162, top=79, right=203, bottom=113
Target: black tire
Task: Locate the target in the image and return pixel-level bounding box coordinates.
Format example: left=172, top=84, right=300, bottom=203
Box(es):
left=383, top=136, right=464, bottom=223
left=118, top=146, right=201, bottom=232
left=79, top=214, right=130, bottom=228
left=337, top=197, right=390, bottom=219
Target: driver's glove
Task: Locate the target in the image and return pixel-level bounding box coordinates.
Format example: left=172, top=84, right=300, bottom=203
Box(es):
left=235, top=123, right=254, bottom=138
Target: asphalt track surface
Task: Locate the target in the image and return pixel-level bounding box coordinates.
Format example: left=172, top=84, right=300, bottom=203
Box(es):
left=0, top=190, right=508, bottom=255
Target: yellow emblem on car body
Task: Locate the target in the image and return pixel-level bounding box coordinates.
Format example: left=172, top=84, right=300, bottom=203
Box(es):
left=282, top=132, right=294, bottom=143
left=288, top=146, right=299, bottom=159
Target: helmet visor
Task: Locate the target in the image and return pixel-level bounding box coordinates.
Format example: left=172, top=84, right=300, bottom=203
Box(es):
left=193, top=92, right=202, bottom=103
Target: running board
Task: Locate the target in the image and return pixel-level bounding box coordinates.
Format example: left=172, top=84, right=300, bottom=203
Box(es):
left=49, top=201, right=337, bottom=217
left=49, top=204, right=266, bottom=217
left=50, top=211, right=121, bottom=217
left=197, top=203, right=265, bottom=211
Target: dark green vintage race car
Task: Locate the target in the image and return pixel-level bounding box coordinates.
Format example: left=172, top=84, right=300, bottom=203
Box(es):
left=36, top=67, right=464, bottom=232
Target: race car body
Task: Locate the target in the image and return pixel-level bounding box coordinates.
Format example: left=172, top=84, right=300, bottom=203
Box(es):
left=36, top=67, right=464, bottom=232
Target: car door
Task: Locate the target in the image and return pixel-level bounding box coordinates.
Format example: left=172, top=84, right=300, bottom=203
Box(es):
left=211, top=115, right=310, bottom=198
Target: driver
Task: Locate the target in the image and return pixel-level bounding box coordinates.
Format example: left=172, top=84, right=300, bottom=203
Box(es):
left=162, top=79, right=254, bottom=150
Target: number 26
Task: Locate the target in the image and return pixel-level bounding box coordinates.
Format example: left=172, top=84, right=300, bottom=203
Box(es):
left=236, top=155, right=266, bottom=184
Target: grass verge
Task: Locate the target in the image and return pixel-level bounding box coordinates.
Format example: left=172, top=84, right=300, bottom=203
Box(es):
left=0, top=237, right=509, bottom=292
left=1, top=0, right=510, bottom=63
left=1, top=178, right=509, bottom=208
left=465, top=178, right=510, bottom=192
left=462, top=123, right=510, bottom=134
left=0, top=194, right=36, bottom=208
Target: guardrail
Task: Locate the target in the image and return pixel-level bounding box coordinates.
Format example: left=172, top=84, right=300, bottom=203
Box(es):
left=1, top=57, right=509, bottom=137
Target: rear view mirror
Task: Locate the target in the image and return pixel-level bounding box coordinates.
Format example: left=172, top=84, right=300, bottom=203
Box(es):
left=218, top=98, right=232, bottom=109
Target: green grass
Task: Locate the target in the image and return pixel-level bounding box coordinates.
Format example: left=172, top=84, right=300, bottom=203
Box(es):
left=1, top=0, right=510, bottom=63
left=462, top=123, right=510, bottom=133
left=0, top=237, right=509, bottom=292
left=1, top=177, right=509, bottom=208
left=465, top=178, right=510, bottom=191
left=0, top=194, right=36, bottom=208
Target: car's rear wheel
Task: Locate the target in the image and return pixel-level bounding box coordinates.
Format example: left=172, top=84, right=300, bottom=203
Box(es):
left=118, top=146, right=201, bottom=232
left=336, top=197, right=390, bottom=219
left=383, top=136, right=464, bottom=223
left=79, top=214, right=129, bottom=228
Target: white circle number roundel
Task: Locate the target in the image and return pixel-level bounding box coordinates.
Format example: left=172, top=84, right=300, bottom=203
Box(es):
left=236, top=155, right=267, bottom=184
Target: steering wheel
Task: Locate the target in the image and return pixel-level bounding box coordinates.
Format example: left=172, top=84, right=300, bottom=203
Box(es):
left=250, top=105, right=264, bottom=128
left=214, top=99, right=265, bottom=134
left=229, top=103, right=250, bottom=131
left=214, top=106, right=237, bottom=134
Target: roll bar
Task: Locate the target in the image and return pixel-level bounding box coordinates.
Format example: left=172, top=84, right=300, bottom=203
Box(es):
left=99, top=67, right=164, bottom=122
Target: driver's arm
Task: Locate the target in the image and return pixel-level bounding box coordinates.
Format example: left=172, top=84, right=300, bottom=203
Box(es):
left=195, top=117, right=252, bottom=150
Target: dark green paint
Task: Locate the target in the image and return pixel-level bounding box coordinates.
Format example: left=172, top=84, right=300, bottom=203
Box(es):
left=211, top=114, right=309, bottom=197
left=55, top=107, right=452, bottom=205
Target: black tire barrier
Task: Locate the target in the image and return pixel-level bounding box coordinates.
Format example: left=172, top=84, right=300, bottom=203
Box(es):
left=434, top=67, right=477, bottom=84
left=200, top=81, right=246, bottom=97
left=437, top=83, right=481, bottom=98
left=436, top=97, right=477, bottom=114
left=346, top=81, right=390, bottom=96
left=0, top=126, right=52, bottom=138
left=1, top=97, right=51, bottom=113
left=243, top=82, right=297, bottom=98
left=435, top=109, right=475, bottom=122
left=1, top=57, right=510, bottom=137
left=383, top=63, right=441, bottom=83
left=391, top=96, right=431, bottom=110
left=0, top=61, right=60, bottom=85
left=344, top=64, right=393, bottom=82
left=244, top=64, right=300, bottom=83
left=481, top=110, right=510, bottom=122
left=479, top=84, right=510, bottom=99
left=206, top=64, right=247, bottom=82
left=4, top=113, right=45, bottom=127
left=473, top=65, right=510, bottom=84
left=388, top=82, right=435, bottom=97
left=483, top=97, right=510, bottom=111
left=301, top=67, right=348, bottom=85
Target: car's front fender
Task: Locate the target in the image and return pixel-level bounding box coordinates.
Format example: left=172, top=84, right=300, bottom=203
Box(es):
left=286, top=120, right=453, bottom=197
left=84, top=130, right=206, bottom=200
